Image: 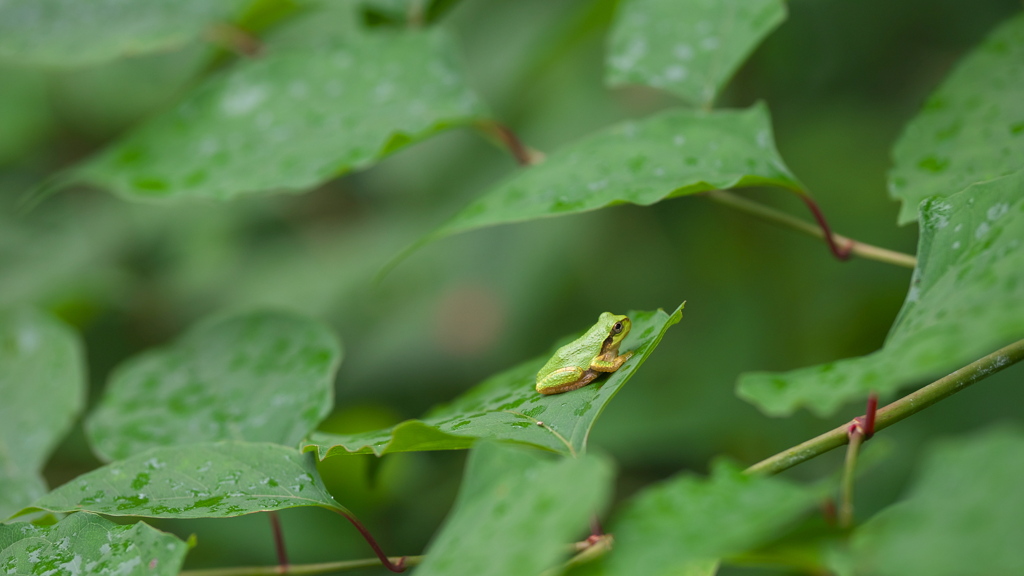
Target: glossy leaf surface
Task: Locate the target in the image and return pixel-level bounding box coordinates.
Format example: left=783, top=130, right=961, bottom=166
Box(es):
left=889, top=13, right=1024, bottom=224
left=73, top=28, right=485, bottom=201
left=415, top=441, right=613, bottom=576
left=606, top=461, right=815, bottom=576
left=86, top=310, right=341, bottom=462
left=853, top=427, right=1024, bottom=575
left=607, top=0, right=786, bottom=107
left=429, top=104, right=800, bottom=240
left=24, top=442, right=343, bottom=518
left=0, top=512, right=189, bottom=576
left=305, top=304, right=684, bottom=457
left=739, top=169, right=1024, bottom=416
left=0, top=308, right=85, bottom=518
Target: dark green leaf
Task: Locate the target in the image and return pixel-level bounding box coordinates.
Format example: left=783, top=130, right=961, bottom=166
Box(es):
left=0, top=512, right=189, bottom=576
left=0, top=308, right=85, bottom=518
left=427, top=103, right=800, bottom=242
left=304, top=304, right=684, bottom=457
left=607, top=0, right=786, bottom=107
left=72, top=28, right=485, bottom=201
left=0, top=0, right=247, bottom=67
left=24, top=442, right=344, bottom=518
left=606, top=461, right=816, bottom=576
left=415, top=441, right=613, bottom=576
left=739, top=169, right=1024, bottom=416
left=85, top=309, right=341, bottom=462
left=889, top=13, right=1024, bottom=224
left=853, top=427, right=1024, bottom=575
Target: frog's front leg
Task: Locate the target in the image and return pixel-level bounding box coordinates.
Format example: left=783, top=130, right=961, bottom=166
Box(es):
left=536, top=366, right=599, bottom=395
left=589, top=350, right=634, bottom=373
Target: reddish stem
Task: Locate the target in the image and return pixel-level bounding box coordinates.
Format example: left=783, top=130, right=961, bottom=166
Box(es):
left=479, top=121, right=533, bottom=167
left=332, top=509, right=407, bottom=573
left=799, top=195, right=854, bottom=261
left=267, top=511, right=289, bottom=571
left=848, top=393, right=879, bottom=440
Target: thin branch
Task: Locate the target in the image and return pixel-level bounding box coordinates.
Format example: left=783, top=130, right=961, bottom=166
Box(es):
left=705, top=190, right=917, bottom=269
left=745, top=338, right=1024, bottom=476
left=838, top=429, right=864, bottom=528
left=179, top=556, right=424, bottom=576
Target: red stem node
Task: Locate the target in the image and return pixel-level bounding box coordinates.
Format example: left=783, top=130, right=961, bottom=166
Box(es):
left=799, top=195, right=854, bottom=261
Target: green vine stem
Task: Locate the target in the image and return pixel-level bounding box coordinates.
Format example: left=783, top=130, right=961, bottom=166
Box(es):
left=179, top=556, right=424, bottom=576
left=838, top=429, right=864, bottom=527
left=704, top=190, right=917, bottom=269
left=746, top=338, right=1024, bottom=476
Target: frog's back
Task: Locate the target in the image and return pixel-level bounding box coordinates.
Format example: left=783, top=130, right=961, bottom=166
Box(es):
left=537, top=323, right=607, bottom=375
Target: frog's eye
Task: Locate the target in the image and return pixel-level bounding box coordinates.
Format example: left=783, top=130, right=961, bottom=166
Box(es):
left=613, top=322, right=623, bottom=333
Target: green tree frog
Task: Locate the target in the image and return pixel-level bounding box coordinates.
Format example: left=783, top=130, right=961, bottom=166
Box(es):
left=535, top=312, right=634, bottom=395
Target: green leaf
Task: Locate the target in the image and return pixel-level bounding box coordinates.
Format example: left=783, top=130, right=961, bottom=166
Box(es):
left=414, top=441, right=614, bottom=576
left=738, top=169, right=1024, bottom=416
left=889, top=13, right=1024, bottom=225
left=852, top=427, right=1024, bottom=575
left=427, top=103, right=800, bottom=242
left=0, top=512, right=189, bottom=576
left=607, top=0, right=786, bottom=107
left=0, top=308, right=85, bottom=518
left=0, top=0, right=247, bottom=67
left=304, top=304, right=684, bottom=458
left=606, top=461, right=816, bottom=576
left=72, top=28, right=485, bottom=202
left=24, top=441, right=344, bottom=518
left=85, top=309, right=341, bottom=462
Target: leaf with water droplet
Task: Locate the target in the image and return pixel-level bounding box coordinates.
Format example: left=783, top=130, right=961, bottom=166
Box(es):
left=21, top=441, right=344, bottom=518
left=607, top=0, right=786, bottom=107
left=414, top=441, right=613, bottom=576
left=85, top=309, right=341, bottom=462
left=0, top=307, right=85, bottom=518
left=304, top=304, right=683, bottom=458
left=0, top=512, right=189, bottom=575
left=890, top=13, right=1024, bottom=224
left=739, top=169, right=1024, bottom=416
left=0, top=0, right=248, bottom=67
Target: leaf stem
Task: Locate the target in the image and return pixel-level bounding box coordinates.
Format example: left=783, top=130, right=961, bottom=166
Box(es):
left=745, top=338, right=1024, bottom=476
left=475, top=121, right=545, bottom=167
left=331, top=509, right=407, bottom=572
left=838, top=430, right=863, bottom=528
left=179, top=556, right=424, bottom=576
left=704, top=190, right=917, bottom=269
left=267, top=511, right=288, bottom=570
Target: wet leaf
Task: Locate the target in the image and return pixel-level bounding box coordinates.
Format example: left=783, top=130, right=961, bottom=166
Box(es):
left=0, top=512, right=189, bottom=576
left=606, top=461, right=816, bottom=576
left=426, top=103, right=799, bottom=242
left=304, top=304, right=684, bottom=458
left=852, top=427, right=1024, bottom=575
left=0, top=0, right=247, bottom=67
left=414, top=441, right=613, bottom=576
left=739, top=169, right=1024, bottom=416
left=85, top=309, right=341, bottom=462
left=0, top=308, right=85, bottom=518
left=72, top=28, right=485, bottom=201
left=889, top=13, right=1024, bottom=224
left=607, top=0, right=786, bottom=107
left=23, top=441, right=343, bottom=518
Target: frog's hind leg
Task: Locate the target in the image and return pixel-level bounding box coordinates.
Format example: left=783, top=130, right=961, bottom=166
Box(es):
left=536, top=366, right=599, bottom=395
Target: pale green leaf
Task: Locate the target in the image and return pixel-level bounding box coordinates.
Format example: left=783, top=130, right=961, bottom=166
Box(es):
left=853, top=427, right=1024, bottom=575
left=85, top=310, right=341, bottom=462
left=415, top=441, right=614, bottom=576
left=889, top=13, right=1024, bottom=224
left=606, top=461, right=815, bottom=576
left=0, top=512, right=189, bottom=576
left=24, top=442, right=343, bottom=518
left=0, top=0, right=247, bottom=67
left=739, top=169, right=1024, bottom=416
left=607, top=0, right=786, bottom=107
left=304, top=305, right=683, bottom=458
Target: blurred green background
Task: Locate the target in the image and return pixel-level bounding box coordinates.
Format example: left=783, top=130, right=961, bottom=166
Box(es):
left=2, top=0, right=1022, bottom=573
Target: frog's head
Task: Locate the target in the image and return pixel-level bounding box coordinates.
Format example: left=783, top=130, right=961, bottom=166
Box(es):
left=598, top=312, right=631, bottom=349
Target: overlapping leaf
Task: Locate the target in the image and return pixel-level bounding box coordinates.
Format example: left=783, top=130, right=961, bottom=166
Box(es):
left=0, top=0, right=247, bottom=67
left=415, top=441, right=613, bottom=576
left=853, top=427, right=1024, bottom=575
left=0, top=308, right=85, bottom=518
left=606, top=461, right=816, bottom=576
left=72, top=27, right=486, bottom=201
left=889, top=12, right=1024, bottom=224
left=304, top=304, right=684, bottom=458
left=23, top=442, right=343, bottom=518
left=85, top=309, right=341, bottom=462
left=607, top=0, right=786, bottom=107
left=0, top=512, right=189, bottom=576
left=739, top=169, right=1024, bottom=416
